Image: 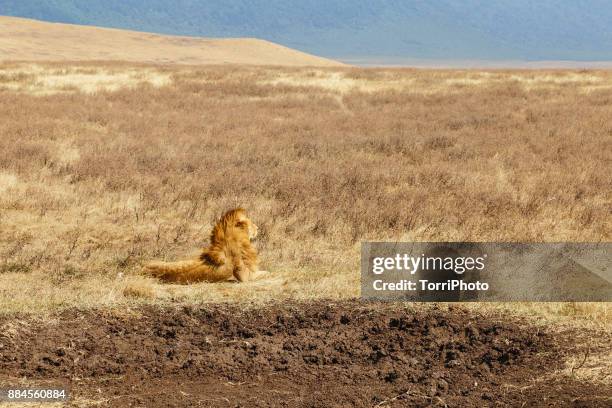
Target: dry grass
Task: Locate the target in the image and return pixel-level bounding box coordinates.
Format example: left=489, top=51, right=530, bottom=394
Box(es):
left=0, top=64, right=171, bottom=95
left=0, top=62, right=610, bottom=326
left=562, top=348, right=612, bottom=385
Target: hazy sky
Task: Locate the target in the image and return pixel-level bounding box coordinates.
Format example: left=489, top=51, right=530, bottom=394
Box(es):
left=4, top=1, right=612, bottom=61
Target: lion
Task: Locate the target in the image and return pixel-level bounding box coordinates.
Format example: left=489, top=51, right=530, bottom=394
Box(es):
left=144, top=208, right=261, bottom=283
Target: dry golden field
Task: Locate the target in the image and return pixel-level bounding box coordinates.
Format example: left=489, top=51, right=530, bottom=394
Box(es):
left=0, top=62, right=610, bottom=323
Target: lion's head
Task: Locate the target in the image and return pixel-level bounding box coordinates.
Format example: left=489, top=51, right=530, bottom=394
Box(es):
left=212, top=208, right=258, bottom=242
left=233, top=208, right=258, bottom=240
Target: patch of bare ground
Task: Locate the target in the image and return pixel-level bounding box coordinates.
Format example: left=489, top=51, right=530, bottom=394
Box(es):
left=0, top=301, right=610, bottom=407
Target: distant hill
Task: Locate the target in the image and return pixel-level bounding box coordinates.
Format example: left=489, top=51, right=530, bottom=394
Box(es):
left=0, top=16, right=343, bottom=66
left=2, top=0, right=612, bottom=62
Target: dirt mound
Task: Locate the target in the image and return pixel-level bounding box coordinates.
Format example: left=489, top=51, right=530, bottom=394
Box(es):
left=0, top=301, right=608, bottom=407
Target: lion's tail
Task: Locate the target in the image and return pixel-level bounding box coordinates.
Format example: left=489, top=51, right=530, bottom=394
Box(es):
left=144, top=259, right=222, bottom=284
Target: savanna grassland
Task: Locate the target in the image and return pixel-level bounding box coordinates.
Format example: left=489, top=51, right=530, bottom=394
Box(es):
left=1, top=63, right=611, bottom=407
left=0, top=62, right=610, bottom=319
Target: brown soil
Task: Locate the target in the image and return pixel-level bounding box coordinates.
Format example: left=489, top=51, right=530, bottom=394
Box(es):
left=0, top=301, right=609, bottom=407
